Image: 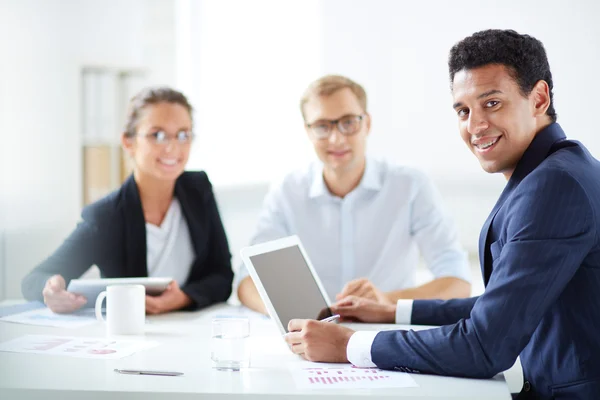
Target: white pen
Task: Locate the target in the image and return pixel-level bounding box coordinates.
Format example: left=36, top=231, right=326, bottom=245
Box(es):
left=320, top=314, right=340, bottom=323
left=114, top=368, right=184, bottom=376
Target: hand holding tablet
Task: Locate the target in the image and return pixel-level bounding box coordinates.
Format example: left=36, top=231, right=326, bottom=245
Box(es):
left=66, top=277, right=173, bottom=307
left=43, top=274, right=88, bottom=313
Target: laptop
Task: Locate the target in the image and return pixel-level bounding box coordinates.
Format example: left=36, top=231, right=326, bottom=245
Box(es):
left=240, top=235, right=334, bottom=335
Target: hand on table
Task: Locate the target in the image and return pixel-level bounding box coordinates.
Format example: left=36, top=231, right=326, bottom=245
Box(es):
left=284, top=319, right=355, bottom=363
left=145, top=281, right=191, bottom=314
left=331, top=295, right=396, bottom=323
left=43, top=274, right=87, bottom=313
left=335, top=278, right=392, bottom=305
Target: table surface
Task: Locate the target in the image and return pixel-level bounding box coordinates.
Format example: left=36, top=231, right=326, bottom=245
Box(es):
left=0, top=303, right=512, bottom=400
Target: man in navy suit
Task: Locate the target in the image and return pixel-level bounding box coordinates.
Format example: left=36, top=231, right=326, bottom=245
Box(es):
left=284, top=29, right=600, bottom=399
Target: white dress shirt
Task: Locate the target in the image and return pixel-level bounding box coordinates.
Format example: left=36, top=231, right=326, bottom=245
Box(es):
left=146, top=198, right=194, bottom=286
left=237, top=158, right=470, bottom=299
left=346, top=299, right=414, bottom=367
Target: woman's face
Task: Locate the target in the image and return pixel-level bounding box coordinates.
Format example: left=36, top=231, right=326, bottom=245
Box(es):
left=123, top=102, right=193, bottom=183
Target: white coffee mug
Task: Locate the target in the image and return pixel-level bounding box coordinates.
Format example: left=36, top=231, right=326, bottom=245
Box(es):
left=95, top=284, right=145, bottom=335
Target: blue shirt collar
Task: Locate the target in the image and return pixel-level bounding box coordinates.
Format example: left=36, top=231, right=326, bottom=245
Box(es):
left=309, top=158, right=382, bottom=199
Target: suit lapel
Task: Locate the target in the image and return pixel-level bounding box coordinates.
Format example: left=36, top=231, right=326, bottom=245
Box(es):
left=478, top=208, right=495, bottom=279
left=175, top=175, right=204, bottom=255
left=478, top=183, right=514, bottom=283
left=477, top=123, right=567, bottom=286
left=122, top=175, right=148, bottom=277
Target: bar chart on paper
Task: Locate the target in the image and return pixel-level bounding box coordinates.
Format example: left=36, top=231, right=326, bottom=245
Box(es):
left=288, top=363, right=418, bottom=390
left=0, top=307, right=97, bottom=328
left=0, top=335, right=158, bottom=360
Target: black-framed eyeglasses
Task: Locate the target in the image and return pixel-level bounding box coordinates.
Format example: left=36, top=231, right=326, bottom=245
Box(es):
left=138, top=130, right=195, bottom=146
left=306, top=114, right=365, bottom=139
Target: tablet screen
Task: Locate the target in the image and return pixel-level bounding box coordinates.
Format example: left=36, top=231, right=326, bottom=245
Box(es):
left=249, top=245, right=331, bottom=331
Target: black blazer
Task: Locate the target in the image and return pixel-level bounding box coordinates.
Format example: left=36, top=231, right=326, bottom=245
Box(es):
left=22, top=171, right=234, bottom=310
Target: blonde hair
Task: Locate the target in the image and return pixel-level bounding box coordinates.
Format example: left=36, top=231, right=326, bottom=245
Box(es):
left=299, top=75, right=367, bottom=121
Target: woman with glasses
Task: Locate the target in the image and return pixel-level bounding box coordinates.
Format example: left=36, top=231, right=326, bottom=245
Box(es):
left=22, top=86, right=233, bottom=314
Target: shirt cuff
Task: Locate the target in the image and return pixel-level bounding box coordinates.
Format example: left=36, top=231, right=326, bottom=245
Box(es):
left=346, top=331, right=378, bottom=367
left=233, top=263, right=250, bottom=288
left=395, top=299, right=414, bottom=324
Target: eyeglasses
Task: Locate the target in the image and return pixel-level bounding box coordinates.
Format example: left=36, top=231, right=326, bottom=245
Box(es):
left=306, top=114, right=365, bottom=139
left=138, top=130, right=194, bottom=146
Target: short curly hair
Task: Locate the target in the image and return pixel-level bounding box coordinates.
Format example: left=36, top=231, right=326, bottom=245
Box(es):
left=448, top=29, right=557, bottom=123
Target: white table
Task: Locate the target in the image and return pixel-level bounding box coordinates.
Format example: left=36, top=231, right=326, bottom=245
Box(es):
left=0, top=303, right=512, bottom=399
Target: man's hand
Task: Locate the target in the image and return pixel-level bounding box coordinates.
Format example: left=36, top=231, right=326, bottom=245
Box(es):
left=237, top=276, right=268, bottom=315
left=331, top=295, right=397, bottom=323
left=145, top=281, right=192, bottom=314
left=336, top=278, right=392, bottom=304
left=284, top=319, right=355, bottom=362
left=43, top=275, right=87, bottom=313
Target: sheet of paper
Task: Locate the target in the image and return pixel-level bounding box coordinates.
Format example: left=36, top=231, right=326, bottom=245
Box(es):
left=288, top=362, right=419, bottom=390
left=0, top=335, right=158, bottom=360
left=0, top=301, right=45, bottom=318
left=0, top=307, right=98, bottom=328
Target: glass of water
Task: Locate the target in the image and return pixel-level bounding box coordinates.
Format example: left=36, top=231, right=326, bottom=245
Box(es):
left=211, top=317, right=250, bottom=371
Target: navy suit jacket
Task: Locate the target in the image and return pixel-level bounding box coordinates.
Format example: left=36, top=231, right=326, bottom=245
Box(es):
left=22, top=171, right=234, bottom=310
left=371, top=124, right=600, bottom=399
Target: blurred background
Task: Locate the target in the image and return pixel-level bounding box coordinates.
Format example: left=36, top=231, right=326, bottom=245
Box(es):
left=1, top=0, right=599, bottom=301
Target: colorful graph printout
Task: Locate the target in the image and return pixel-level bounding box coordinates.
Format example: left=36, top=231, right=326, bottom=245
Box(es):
left=288, top=363, right=418, bottom=390
left=0, top=335, right=158, bottom=360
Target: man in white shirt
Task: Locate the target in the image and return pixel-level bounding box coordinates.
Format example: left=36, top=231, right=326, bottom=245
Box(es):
left=237, top=75, right=471, bottom=314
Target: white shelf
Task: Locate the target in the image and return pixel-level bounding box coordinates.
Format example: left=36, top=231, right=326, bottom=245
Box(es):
left=81, top=67, right=146, bottom=205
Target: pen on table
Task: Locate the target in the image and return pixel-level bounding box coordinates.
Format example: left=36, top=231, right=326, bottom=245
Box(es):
left=320, top=314, right=340, bottom=323
left=114, top=369, right=184, bottom=376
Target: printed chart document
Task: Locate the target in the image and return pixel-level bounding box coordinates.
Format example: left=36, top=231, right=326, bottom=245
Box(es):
left=0, top=335, right=158, bottom=360
left=0, top=307, right=97, bottom=329
left=0, top=301, right=45, bottom=318
left=288, top=362, right=419, bottom=390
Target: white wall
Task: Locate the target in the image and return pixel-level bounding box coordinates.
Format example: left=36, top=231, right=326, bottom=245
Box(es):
left=0, top=0, right=165, bottom=299
left=318, top=0, right=600, bottom=180
left=213, top=184, right=270, bottom=273
left=183, top=0, right=322, bottom=186
left=311, top=0, right=600, bottom=255
left=2, top=0, right=599, bottom=300
left=181, top=0, right=600, bottom=266
left=182, top=0, right=600, bottom=185
left=0, top=230, right=5, bottom=300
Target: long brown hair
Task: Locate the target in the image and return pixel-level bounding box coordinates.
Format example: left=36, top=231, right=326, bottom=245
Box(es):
left=124, top=86, right=194, bottom=137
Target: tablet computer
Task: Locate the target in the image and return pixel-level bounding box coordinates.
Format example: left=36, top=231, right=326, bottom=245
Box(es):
left=240, top=235, right=333, bottom=335
left=67, top=277, right=173, bottom=305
